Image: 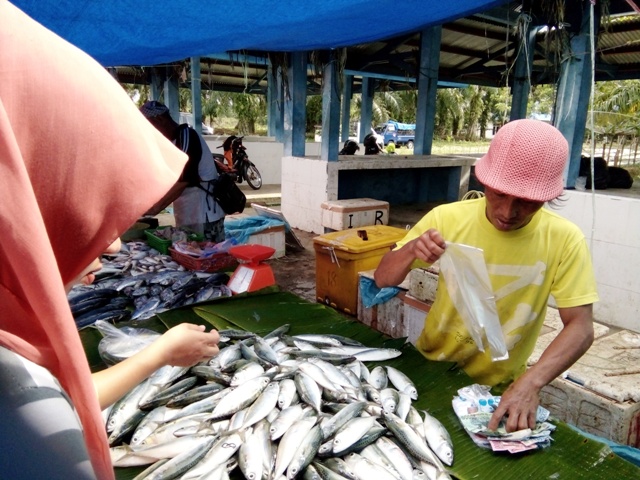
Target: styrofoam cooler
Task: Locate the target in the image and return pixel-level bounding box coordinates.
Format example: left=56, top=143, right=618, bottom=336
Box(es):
left=320, top=198, right=389, bottom=231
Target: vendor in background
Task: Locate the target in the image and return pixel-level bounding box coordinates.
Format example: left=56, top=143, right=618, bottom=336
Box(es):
left=140, top=101, right=226, bottom=243
left=0, top=4, right=219, bottom=479
left=374, top=119, right=598, bottom=433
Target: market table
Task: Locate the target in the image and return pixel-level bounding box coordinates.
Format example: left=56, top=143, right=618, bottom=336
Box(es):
left=80, top=287, right=640, bottom=479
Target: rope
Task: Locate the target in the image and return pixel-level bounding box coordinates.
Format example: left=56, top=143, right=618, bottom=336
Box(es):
left=462, top=190, right=485, bottom=200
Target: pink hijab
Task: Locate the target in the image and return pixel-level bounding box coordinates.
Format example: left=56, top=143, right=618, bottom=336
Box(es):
left=0, top=3, right=187, bottom=479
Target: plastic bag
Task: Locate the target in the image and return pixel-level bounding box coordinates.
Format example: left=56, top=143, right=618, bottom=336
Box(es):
left=359, top=276, right=401, bottom=308
left=439, top=242, right=508, bottom=361
left=94, top=320, right=161, bottom=365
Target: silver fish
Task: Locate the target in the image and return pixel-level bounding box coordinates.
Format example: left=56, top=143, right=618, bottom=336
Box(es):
left=421, top=410, right=454, bottom=466
left=145, top=435, right=216, bottom=480
left=386, top=365, right=418, bottom=400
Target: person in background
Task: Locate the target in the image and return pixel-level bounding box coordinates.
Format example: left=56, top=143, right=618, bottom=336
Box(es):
left=374, top=119, right=598, bottom=433
left=0, top=4, right=219, bottom=479
left=339, top=139, right=360, bottom=155
left=363, top=132, right=383, bottom=154
left=140, top=101, right=226, bottom=243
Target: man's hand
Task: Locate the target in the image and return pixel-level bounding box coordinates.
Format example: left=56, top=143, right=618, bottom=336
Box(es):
left=487, top=376, right=540, bottom=432
left=409, top=228, right=447, bottom=264
left=374, top=228, right=446, bottom=288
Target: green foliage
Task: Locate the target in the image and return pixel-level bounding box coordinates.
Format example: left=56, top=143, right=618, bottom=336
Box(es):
left=306, top=95, right=323, bottom=133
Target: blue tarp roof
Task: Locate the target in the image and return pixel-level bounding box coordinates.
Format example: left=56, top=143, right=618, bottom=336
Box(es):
left=11, top=0, right=509, bottom=67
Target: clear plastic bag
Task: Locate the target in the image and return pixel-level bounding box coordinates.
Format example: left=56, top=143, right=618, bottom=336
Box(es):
left=94, top=320, right=161, bottom=365
left=439, top=242, right=508, bottom=361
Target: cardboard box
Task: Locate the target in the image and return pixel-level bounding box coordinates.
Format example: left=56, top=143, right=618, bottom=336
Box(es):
left=357, top=270, right=410, bottom=338
left=321, top=198, right=390, bottom=231
left=313, top=226, right=406, bottom=314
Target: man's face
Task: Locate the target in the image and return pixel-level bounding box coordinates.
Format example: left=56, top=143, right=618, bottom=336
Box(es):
left=483, top=186, right=544, bottom=231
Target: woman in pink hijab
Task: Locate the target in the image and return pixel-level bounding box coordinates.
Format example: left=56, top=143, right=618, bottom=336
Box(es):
left=0, top=3, right=220, bottom=479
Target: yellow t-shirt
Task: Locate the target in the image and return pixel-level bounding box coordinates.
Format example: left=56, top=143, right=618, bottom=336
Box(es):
left=395, top=198, right=599, bottom=388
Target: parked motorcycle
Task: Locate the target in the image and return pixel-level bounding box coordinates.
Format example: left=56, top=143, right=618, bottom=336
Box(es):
left=213, top=135, right=263, bottom=190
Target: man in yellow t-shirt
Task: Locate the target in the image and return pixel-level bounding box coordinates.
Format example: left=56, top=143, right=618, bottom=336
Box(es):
left=374, top=119, right=598, bottom=434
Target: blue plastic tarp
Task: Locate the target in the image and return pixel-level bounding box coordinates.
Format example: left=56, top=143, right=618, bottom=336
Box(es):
left=224, top=216, right=286, bottom=246
left=359, top=275, right=401, bottom=308
left=11, top=0, right=509, bottom=66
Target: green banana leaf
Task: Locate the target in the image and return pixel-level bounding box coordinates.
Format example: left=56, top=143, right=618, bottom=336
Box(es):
left=81, top=287, right=640, bottom=479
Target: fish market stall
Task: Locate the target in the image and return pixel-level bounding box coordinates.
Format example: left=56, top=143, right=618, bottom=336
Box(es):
left=78, top=289, right=640, bottom=480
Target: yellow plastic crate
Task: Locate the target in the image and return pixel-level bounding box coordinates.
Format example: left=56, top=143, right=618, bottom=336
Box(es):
left=313, top=225, right=407, bottom=314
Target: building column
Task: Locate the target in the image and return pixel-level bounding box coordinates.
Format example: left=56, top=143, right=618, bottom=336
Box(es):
left=359, top=77, right=374, bottom=143
left=190, top=57, right=202, bottom=134
left=320, top=50, right=341, bottom=162
left=510, top=21, right=537, bottom=120
left=341, top=74, right=353, bottom=142
left=283, top=51, right=307, bottom=157
left=164, top=66, right=180, bottom=123
left=555, top=1, right=600, bottom=188
left=415, top=26, right=441, bottom=155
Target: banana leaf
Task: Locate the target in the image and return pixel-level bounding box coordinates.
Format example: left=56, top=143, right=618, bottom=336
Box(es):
left=80, top=288, right=640, bottom=479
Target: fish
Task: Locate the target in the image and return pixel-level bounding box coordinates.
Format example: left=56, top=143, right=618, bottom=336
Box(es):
left=386, top=366, right=419, bottom=400
left=96, top=324, right=456, bottom=480
left=421, top=410, right=454, bottom=466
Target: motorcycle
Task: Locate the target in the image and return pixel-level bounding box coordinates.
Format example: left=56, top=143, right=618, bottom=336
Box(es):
left=213, top=135, right=263, bottom=190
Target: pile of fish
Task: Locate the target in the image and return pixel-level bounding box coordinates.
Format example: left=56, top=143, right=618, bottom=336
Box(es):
left=68, top=241, right=232, bottom=329
left=104, top=324, right=455, bottom=480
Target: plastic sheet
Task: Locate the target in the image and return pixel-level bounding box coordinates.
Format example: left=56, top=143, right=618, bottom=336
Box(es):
left=224, top=216, right=287, bottom=245
left=439, top=242, right=508, bottom=361
left=359, top=276, right=401, bottom=308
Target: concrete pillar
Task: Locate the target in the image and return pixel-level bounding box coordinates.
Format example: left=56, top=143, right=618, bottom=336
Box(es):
left=415, top=26, right=441, bottom=155
left=359, top=77, right=374, bottom=143
left=283, top=51, right=307, bottom=157
left=320, top=51, right=341, bottom=162
left=190, top=57, right=202, bottom=134
left=341, top=74, right=353, bottom=142
left=555, top=1, right=600, bottom=189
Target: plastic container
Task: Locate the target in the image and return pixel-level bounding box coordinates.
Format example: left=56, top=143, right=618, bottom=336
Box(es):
left=145, top=226, right=204, bottom=255
left=313, top=225, right=407, bottom=314
left=169, top=243, right=238, bottom=273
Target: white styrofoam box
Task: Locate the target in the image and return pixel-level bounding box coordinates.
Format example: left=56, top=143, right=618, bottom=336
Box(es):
left=531, top=316, right=640, bottom=446
left=540, top=376, right=640, bottom=447
left=357, top=270, right=410, bottom=339
left=247, top=225, right=286, bottom=259
left=321, top=198, right=389, bottom=231
left=402, top=293, right=431, bottom=345
left=408, top=266, right=440, bottom=303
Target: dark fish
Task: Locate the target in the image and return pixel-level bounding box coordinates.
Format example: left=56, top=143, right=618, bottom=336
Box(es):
left=75, top=308, right=131, bottom=330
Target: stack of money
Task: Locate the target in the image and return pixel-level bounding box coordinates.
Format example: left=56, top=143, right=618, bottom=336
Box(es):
left=452, top=384, right=555, bottom=453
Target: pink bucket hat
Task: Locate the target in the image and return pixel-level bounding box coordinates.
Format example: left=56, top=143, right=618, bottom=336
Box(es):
left=475, top=119, right=568, bottom=202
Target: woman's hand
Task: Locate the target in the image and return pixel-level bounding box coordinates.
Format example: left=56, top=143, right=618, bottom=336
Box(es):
left=93, top=323, right=220, bottom=409
left=152, top=323, right=220, bottom=367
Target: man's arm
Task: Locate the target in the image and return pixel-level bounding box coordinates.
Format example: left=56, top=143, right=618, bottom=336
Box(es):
left=144, top=181, right=188, bottom=216
left=488, top=304, right=594, bottom=432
